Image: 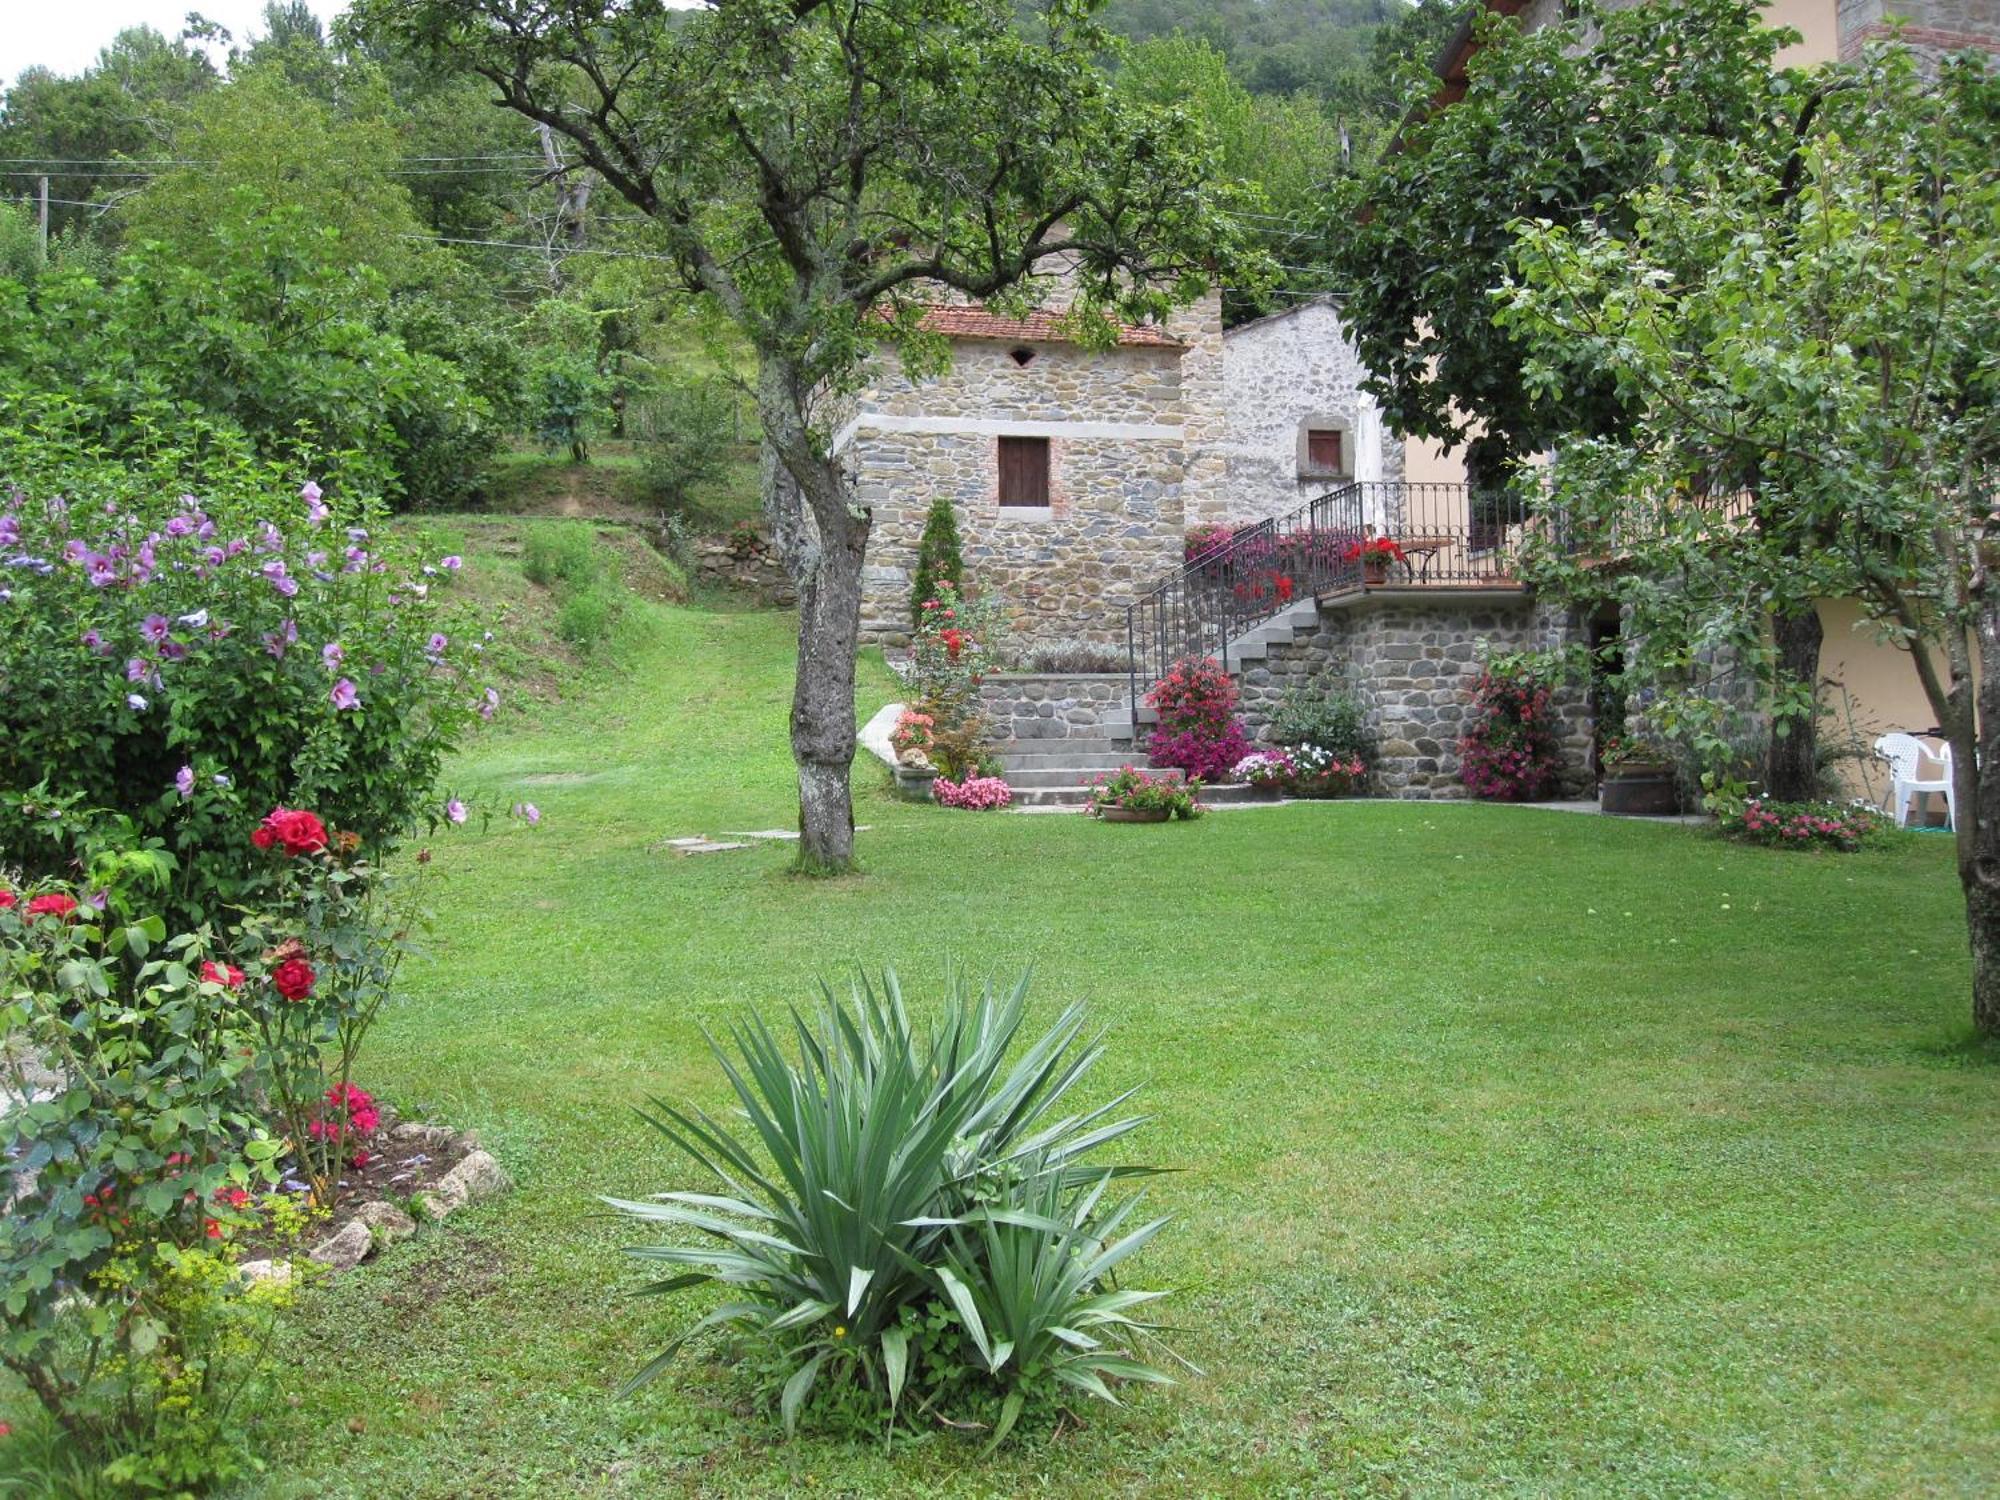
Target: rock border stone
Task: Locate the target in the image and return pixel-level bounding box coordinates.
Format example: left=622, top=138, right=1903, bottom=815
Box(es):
left=288, top=1124, right=508, bottom=1280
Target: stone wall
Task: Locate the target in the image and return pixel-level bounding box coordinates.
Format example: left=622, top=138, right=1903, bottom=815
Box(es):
left=1233, top=593, right=1593, bottom=800
left=1215, top=299, right=1403, bottom=527
left=848, top=332, right=1198, bottom=649
left=978, top=674, right=1128, bottom=743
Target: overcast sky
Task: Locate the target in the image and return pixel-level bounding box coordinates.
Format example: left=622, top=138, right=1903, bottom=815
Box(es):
left=5, top=2, right=351, bottom=82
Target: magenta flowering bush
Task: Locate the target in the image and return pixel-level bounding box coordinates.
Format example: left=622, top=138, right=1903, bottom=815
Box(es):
left=1145, top=656, right=1253, bottom=781
left=0, top=435, right=497, bottom=919
left=932, top=774, right=1012, bottom=810
left=1458, top=661, right=1563, bottom=801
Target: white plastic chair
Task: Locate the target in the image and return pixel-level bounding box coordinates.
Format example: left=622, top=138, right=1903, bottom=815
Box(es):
left=1875, top=733, right=1955, bottom=829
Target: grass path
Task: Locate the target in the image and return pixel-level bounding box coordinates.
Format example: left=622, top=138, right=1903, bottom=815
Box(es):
left=251, top=597, right=1996, bottom=1498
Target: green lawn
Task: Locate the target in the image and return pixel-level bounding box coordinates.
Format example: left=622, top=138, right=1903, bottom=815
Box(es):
left=226, top=596, right=1997, bottom=1495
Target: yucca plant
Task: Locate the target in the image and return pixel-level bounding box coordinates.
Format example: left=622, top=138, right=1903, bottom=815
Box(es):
left=605, top=968, right=1184, bottom=1442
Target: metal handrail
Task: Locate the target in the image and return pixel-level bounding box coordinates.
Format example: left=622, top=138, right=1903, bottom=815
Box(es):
left=1125, top=484, right=1368, bottom=725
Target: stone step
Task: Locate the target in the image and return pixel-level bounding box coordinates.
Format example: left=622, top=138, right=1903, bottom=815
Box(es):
left=1004, top=766, right=1127, bottom=789
left=1000, top=750, right=1142, bottom=772
left=996, top=735, right=1133, bottom=757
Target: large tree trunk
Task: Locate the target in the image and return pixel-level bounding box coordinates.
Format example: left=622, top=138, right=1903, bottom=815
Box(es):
left=1765, top=604, right=1824, bottom=801
left=758, top=358, right=869, bottom=875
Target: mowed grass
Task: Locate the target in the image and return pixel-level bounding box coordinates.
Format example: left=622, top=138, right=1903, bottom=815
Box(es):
left=217, top=598, right=1995, bottom=1496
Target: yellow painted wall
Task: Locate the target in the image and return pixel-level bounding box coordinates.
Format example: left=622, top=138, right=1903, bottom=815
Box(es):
left=1762, top=0, right=1841, bottom=66
left=1814, top=597, right=1971, bottom=806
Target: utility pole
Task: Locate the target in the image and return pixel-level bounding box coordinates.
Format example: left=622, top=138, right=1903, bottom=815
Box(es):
left=37, top=175, right=49, bottom=266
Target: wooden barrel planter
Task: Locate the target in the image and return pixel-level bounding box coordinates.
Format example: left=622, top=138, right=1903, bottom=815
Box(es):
left=1600, top=765, right=1681, bottom=816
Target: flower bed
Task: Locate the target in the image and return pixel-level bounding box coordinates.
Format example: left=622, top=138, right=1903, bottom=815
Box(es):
left=1232, top=749, right=1297, bottom=792
left=1087, top=766, right=1203, bottom=820
left=933, top=774, right=1012, bottom=811
left=1289, top=744, right=1367, bottom=798
left=1715, top=799, right=1888, bottom=851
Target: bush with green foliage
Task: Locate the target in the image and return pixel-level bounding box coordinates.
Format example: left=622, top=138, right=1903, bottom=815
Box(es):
left=0, top=425, right=493, bottom=922
left=639, top=376, right=734, bottom=512
left=0, top=857, right=309, bottom=1491
left=910, top=497, right=966, bottom=630
left=1267, top=670, right=1372, bottom=764
left=521, top=521, right=627, bottom=653
left=610, top=970, right=1185, bottom=1446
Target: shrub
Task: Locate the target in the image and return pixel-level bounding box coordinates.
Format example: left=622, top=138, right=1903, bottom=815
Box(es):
left=0, top=865, right=308, bottom=1489
left=638, top=376, right=733, bottom=512
left=1459, top=659, right=1564, bottom=801
left=1716, top=798, right=1888, bottom=851
left=1007, top=638, right=1129, bottom=674
left=522, top=521, right=602, bottom=587
left=0, top=435, right=492, bottom=923
left=1145, top=657, right=1252, bottom=782
left=1268, top=671, right=1372, bottom=763
left=932, top=775, right=1012, bottom=810
left=1183, top=521, right=1237, bottom=567
left=609, top=971, right=1183, bottom=1445
left=1087, top=766, right=1204, bottom=819
left=910, top=496, right=965, bottom=629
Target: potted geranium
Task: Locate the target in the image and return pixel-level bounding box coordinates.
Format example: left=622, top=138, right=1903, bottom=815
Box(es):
left=1342, top=536, right=1406, bottom=585
left=1290, top=743, right=1367, bottom=798
left=1599, top=735, right=1681, bottom=816
left=1231, top=749, right=1295, bottom=799
left=890, top=708, right=940, bottom=800
left=1087, top=766, right=1203, bottom=823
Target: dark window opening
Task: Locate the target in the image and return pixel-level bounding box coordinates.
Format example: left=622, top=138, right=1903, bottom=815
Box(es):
left=1008, top=346, right=1037, bottom=367
left=997, top=436, right=1051, bottom=507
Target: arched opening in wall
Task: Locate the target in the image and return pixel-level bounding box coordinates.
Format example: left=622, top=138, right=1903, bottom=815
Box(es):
left=1008, top=346, right=1037, bottom=367
left=1296, top=416, right=1354, bottom=482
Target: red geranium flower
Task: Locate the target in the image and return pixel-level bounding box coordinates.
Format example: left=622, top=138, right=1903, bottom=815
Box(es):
left=24, top=893, right=78, bottom=921
left=253, top=807, right=329, bottom=856
left=200, top=960, right=246, bottom=989
left=271, top=957, right=316, bottom=1001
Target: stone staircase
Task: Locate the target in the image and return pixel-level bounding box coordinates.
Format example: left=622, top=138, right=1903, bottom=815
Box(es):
left=995, top=599, right=1326, bottom=808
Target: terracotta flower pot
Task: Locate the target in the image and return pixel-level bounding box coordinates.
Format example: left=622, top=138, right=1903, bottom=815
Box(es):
left=1362, top=561, right=1388, bottom=586
left=1097, top=805, right=1171, bottom=824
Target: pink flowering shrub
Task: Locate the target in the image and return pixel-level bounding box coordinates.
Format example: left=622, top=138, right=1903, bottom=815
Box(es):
left=308, top=1082, right=382, bottom=1168
left=1717, top=798, right=1886, bottom=851
left=0, top=435, right=498, bottom=921
left=1231, top=750, right=1296, bottom=789
left=932, top=774, right=1013, bottom=810
left=1145, top=657, right=1253, bottom=781
left=1458, top=662, right=1563, bottom=800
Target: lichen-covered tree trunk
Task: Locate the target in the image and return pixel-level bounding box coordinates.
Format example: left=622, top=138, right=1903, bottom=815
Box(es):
left=758, top=358, right=869, bottom=875
left=1765, top=604, right=1823, bottom=801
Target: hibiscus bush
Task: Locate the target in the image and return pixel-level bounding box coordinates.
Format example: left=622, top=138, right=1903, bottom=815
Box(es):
left=0, top=427, right=495, bottom=921
left=1145, top=657, right=1252, bottom=782
left=1458, top=658, right=1564, bottom=801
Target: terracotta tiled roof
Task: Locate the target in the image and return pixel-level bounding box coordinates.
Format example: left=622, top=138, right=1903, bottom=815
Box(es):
left=909, top=303, right=1184, bottom=349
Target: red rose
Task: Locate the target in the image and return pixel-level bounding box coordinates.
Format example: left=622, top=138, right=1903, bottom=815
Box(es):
left=200, top=960, right=246, bottom=989
left=271, top=957, right=316, bottom=1001
left=254, top=807, right=329, bottom=856
left=25, top=893, right=78, bottom=921
left=0, top=889, right=15, bottom=910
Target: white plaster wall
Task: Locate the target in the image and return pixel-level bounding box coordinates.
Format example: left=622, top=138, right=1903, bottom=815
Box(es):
left=1216, top=299, right=1405, bottom=527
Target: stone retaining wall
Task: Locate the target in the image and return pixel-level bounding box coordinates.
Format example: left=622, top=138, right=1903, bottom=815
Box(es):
left=978, top=673, right=1129, bottom=742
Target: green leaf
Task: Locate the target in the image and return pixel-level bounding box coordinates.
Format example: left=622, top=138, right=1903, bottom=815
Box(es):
left=780, top=1351, right=827, bottom=1436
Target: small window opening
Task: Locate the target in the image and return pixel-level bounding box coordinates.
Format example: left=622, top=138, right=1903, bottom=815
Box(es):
left=1009, top=346, right=1037, bottom=367
left=997, top=436, right=1051, bottom=507
left=1305, top=428, right=1344, bottom=475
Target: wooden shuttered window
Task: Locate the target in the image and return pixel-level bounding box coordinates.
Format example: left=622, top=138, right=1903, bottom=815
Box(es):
left=1305, top=428, right=1344, bottom=475
left=997, top=436, right=1051, bottom=507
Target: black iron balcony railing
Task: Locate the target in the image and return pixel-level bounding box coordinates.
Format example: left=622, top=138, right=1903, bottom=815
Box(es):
left=1124, top=482, right=1560, bottom=723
